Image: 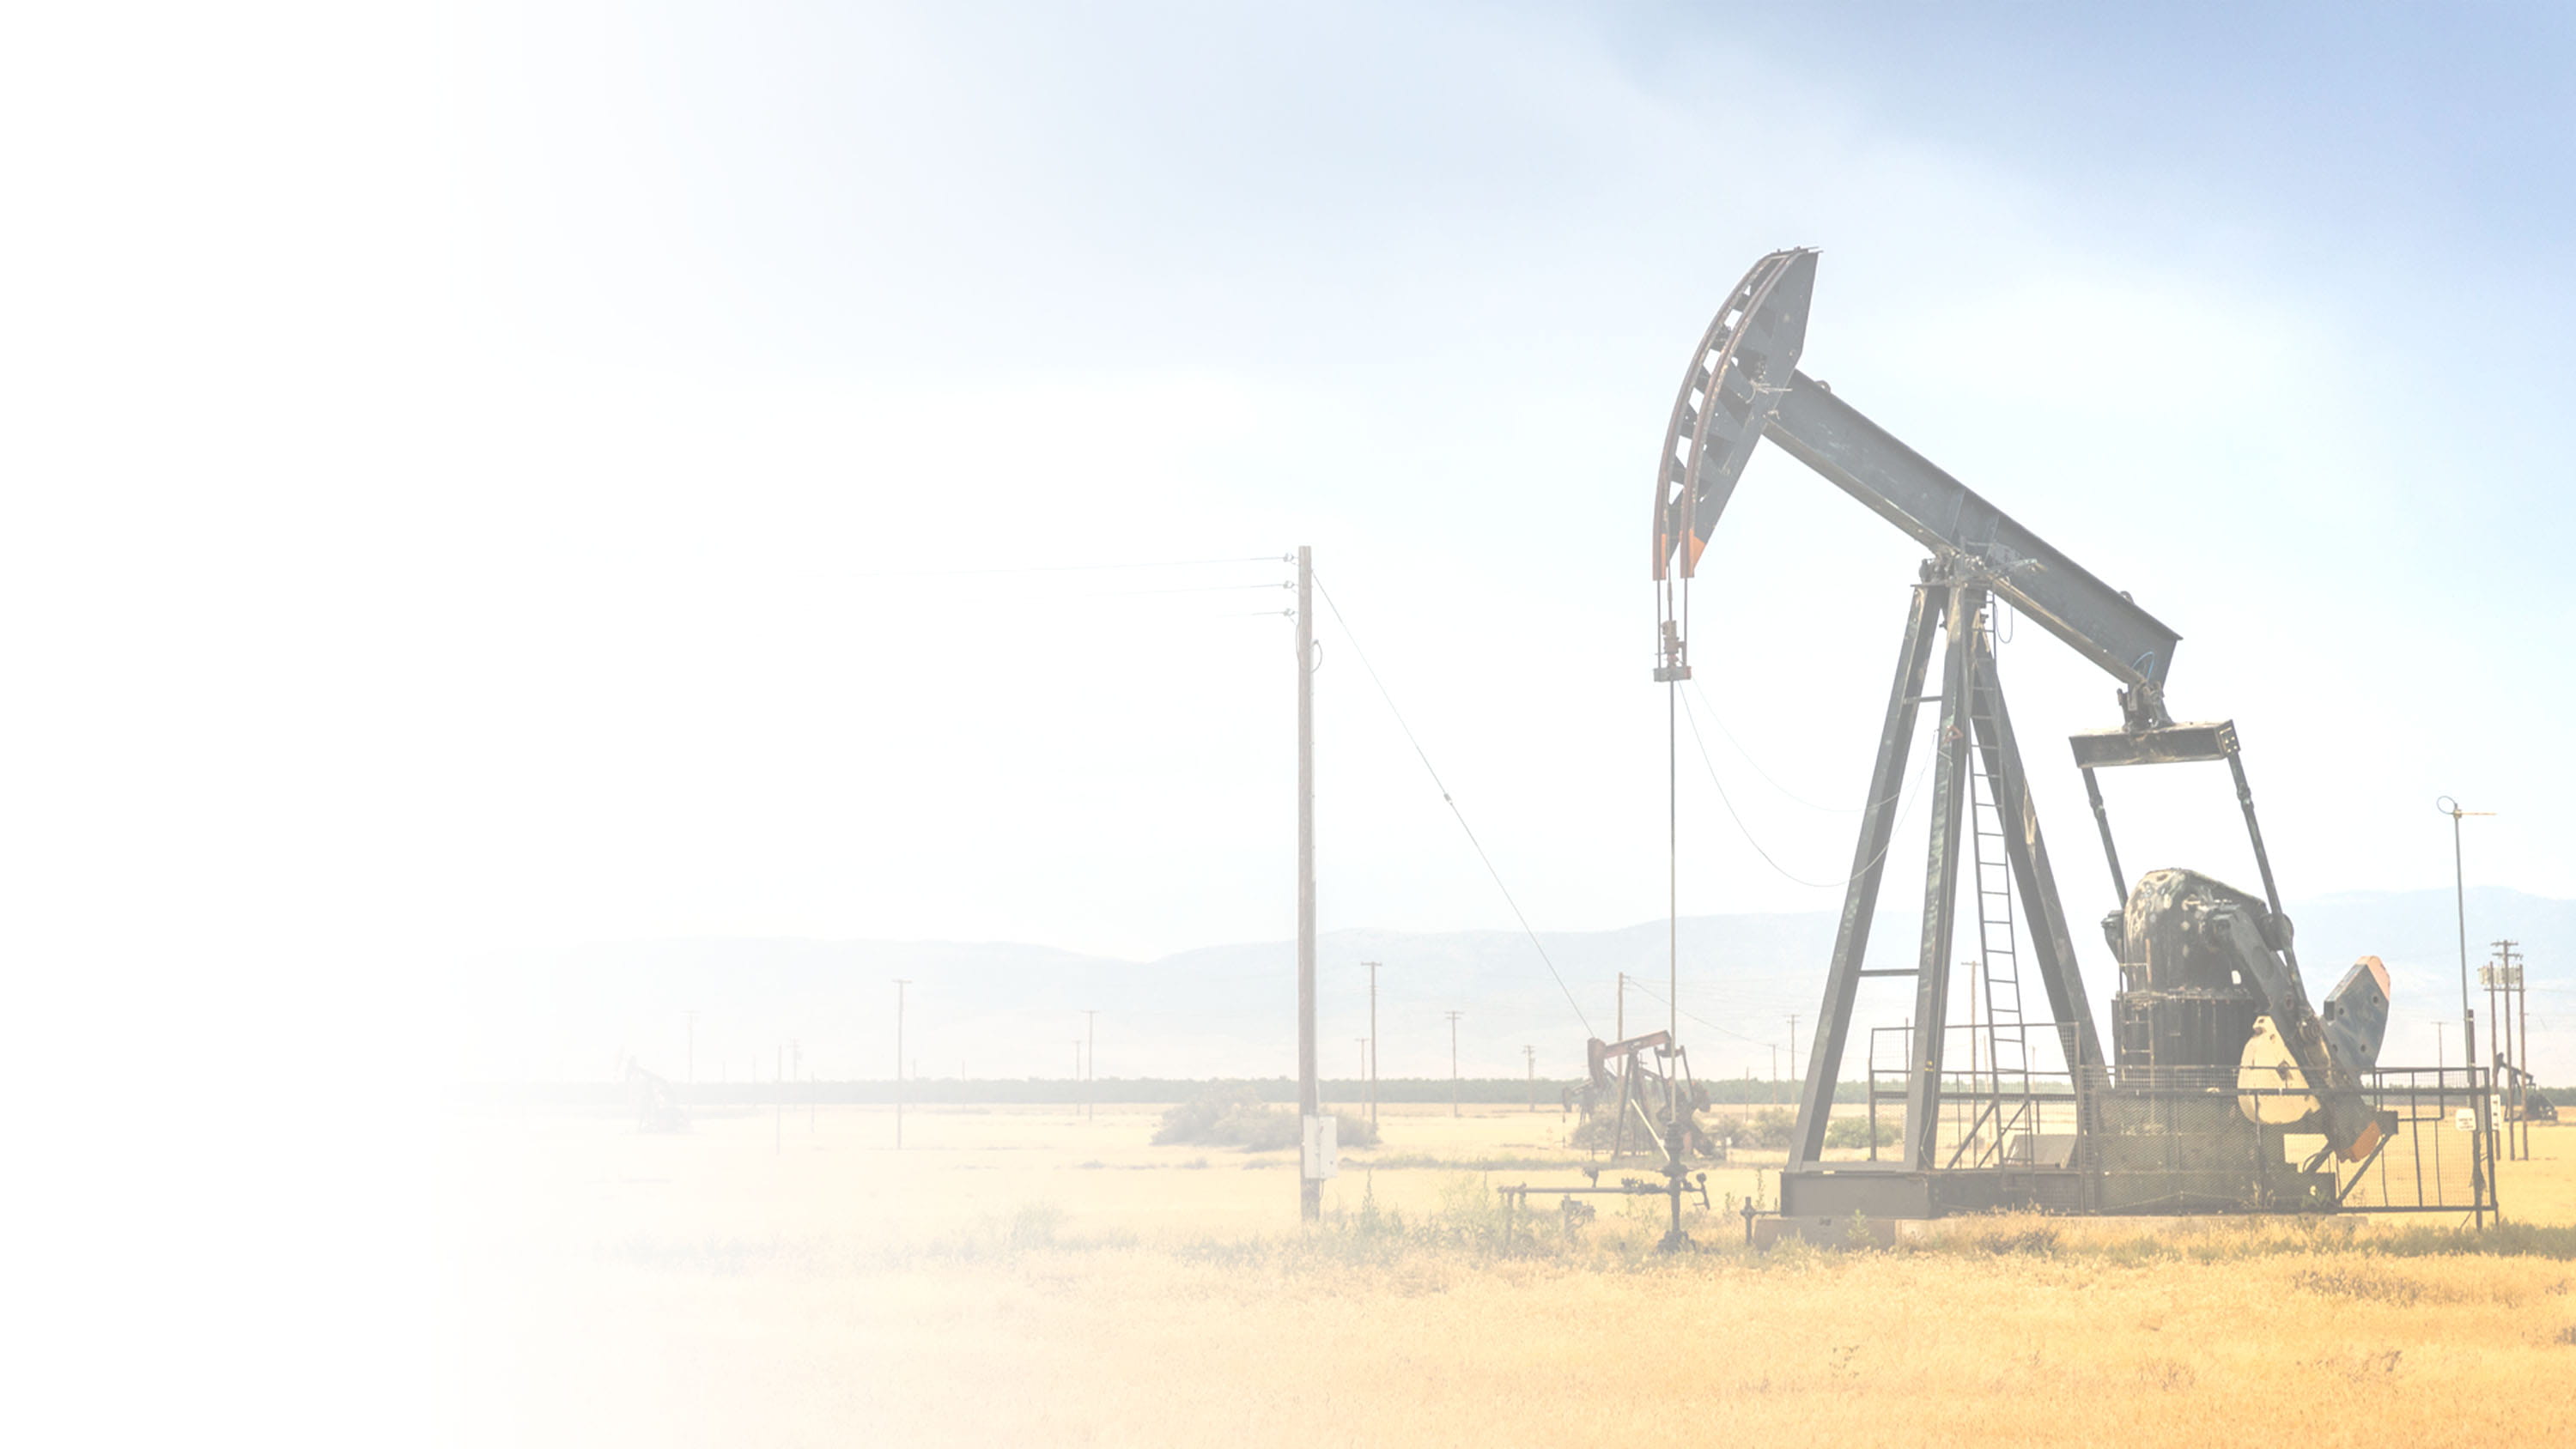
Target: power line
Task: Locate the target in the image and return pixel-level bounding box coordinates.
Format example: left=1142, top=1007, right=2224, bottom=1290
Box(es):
left=1689, top=677, right=1865, bottom=813
left=1310, top=573, right=1595, bottom=1037
left=1624, top=978, right=1769, bottom=1047
left=1112, top=581, right=1296, bottom=597
left=851, top=554, right=1285, bottom=579
left=1679, top=685, right=1935, bottom=889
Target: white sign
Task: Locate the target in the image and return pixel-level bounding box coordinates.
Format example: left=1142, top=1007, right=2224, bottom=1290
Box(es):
left=2454, top=1107, right=2477, bottom=1132
left=1302, top=1113, right=1340, bottom=1179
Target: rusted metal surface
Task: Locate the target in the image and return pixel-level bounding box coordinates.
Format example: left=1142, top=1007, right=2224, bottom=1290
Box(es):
left=2069, top=721, right=2239, bottom=769
left=1652, top=248, right=1816, bottom=584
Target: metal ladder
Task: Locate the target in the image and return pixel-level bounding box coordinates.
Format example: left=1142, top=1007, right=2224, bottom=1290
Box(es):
left=1947, top=660, right=2036, bottom=1171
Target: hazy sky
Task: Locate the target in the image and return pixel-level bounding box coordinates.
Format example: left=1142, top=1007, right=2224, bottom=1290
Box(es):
left=10, top=3, right=2573, bottom=1042
left=17, top=13, right=2573, bottom=1425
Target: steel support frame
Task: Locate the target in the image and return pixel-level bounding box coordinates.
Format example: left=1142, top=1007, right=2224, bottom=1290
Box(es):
left=1900, top=579, right=1978, bottom=1171
left=1788, top=565, right=2103, bottom=1191
left=1967, top=626, right=2105, bottom=1076
left=1789, top=580, right=1941, bottom=1166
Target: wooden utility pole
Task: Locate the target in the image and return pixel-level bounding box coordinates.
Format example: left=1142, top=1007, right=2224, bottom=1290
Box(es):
left=1788, top=1013, right=1800, bottom=1103
left=894, top=979, right=910, bottom=1149
left=2493, top=940, right=2526, bottom=1160
left=2437, top=797, right=2492, bottom=1228
left=2515, top=948, right=2530, bottom=1161
left=1363, top=960, right=1380, bottom=1128
left=2486, top=952, right=2505, bottom=1160
left=1524, top=1046, right=1536, bottom=1113
left=1447, top=1009, right=1463, bottom=1118
left=1297, top=546, right=1320, bottom=1222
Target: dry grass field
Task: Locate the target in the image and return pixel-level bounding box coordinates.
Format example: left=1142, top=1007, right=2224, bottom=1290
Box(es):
left=440, top=1100, right=2576, bottom=1447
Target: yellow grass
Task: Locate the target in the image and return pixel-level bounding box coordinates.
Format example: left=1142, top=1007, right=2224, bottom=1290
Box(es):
left=441, top=1101, right=2576, bottom=1447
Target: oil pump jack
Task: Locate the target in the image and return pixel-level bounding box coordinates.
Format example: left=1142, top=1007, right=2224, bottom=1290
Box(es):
left=1653, top=250, right=2480, bottom=1222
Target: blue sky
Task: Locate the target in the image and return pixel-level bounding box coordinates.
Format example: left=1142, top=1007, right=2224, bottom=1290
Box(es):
left=9, top=2, right=2572, bottom=1052
left=18, top=6, right=2573, bottom=1422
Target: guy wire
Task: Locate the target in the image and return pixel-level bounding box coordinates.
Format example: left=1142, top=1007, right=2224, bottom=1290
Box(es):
left=1679, top=685, right=1935, bottom=890
left=1311, top=573, right=1595, bottom=1037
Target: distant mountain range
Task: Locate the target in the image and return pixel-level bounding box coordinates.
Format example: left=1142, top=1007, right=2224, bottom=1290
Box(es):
left=462, top=888, right=2572, bottom=1086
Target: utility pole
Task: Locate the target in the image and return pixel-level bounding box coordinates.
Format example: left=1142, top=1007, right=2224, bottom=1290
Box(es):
left=2493, top=939, right=2525, bottom=1160
left=1615, top=971, right=1625, bottom=1043
left=2514, top=946, right=2530, bottom=1161
left=796, top=1039, right=811, bottom=1133
left=1296, top=545, right=1320, bottom=1222
left=686, top=1009, right=696, bottom=1085
left=893, top=979, right=910, bottom=1149
left=1447, top=1010, right=1463, bottom=1118
left=2437, top=796, right=2494, bottom=1228
left=1363, top=961, right=1380, bottom=1129
left=2483, top=948, right=2502, bottom=1158
left=1524, top=1045, right=1536, bottom=1112
left=1083, top=1009, right=1097, bottom=1123
left=1355, top=1038, right=1368, bottom=1107
left=1787, top=1012, right=1799, bottom=1098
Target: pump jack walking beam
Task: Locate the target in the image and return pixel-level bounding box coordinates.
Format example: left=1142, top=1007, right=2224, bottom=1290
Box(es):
left=1655, top=249, right=2184, bottom=731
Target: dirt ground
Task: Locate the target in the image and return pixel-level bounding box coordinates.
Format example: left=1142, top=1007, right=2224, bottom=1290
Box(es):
left=440, top=1100, right=2576, bottom=1447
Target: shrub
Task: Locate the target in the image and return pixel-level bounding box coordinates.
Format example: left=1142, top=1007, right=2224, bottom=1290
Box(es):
left=1730, top=1108, right=1795, bottom=1150
left=1152, top=1085, right=1379, bottom=1149
left=1824, top=1113, right=1899, bottom=1150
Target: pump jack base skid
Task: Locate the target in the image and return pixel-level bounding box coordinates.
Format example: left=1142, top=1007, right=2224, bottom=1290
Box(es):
left=1778, top=1164, right=2085, bottom=1220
